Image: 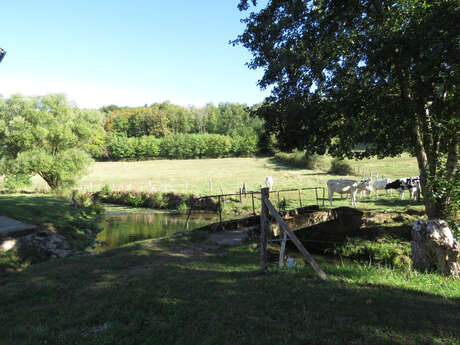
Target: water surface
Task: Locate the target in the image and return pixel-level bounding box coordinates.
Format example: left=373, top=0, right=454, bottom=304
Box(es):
left=95, top=206, right=218, bottom=252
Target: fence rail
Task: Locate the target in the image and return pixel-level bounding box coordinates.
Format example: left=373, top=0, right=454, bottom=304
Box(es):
left=184, top=186, right=325, bottom=230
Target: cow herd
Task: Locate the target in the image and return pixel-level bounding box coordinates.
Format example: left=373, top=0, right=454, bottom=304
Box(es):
left=327, top=176, right=421, bottom=206
left=261, top=175, right=421, bottom=208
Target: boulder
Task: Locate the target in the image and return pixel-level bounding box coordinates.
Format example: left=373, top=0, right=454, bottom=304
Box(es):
left=411, top=219, right=460, bottom=279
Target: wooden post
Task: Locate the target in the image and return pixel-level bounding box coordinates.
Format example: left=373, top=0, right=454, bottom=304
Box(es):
left=315, top=188, right=319, bottom=207
left=209, top=177, right=213, bottom=193
left=259, top=187, right=269, bottom=273
left=184, top=199, right=194, bottom=231
left=277, top=191, right=280, bottom=209
left=263, top=198, right=329, bottom=280
left=279, top=230, right=288, bottom=268
left=251, top=192, right=256, bottom=216
left=322, top=187, right=325, bottom=207
left=298, top=189, right=302, bottom=208
left=218, top=195, right=222, bottom=223
left=239, top=188, right=242, bottom=202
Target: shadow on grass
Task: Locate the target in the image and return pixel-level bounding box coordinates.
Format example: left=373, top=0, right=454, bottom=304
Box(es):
left=358, top=197, right=425, bottom=210
left=1, top=238, right=459, bottom=345
left=268, top=157, right=308, bottom=171
left=0, top=195, right=73, bottom=224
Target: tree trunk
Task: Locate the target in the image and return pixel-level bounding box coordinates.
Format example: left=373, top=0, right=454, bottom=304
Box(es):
left=411, top=219, right=460, bottom=279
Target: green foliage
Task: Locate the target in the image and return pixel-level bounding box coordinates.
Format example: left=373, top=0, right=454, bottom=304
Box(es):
left=231, top=134, right=258, bottom=157
left=98, top=190, right=193, bottom=210
left=427, top=165, right=460, bottom=237
left=106, top=134, right=137, bottom=160
left=329, top=158, right=353, bottom=175
left=0, top=94, right=104, bottom=189
left=332, top=238, right=412, bottom=269
left=136, top=135, right=161, bottom=159
left=236, top=0, right=459, bottom=218
left=102, top=133, right=257, bottom=161
left=2, top=173, right=31, bottom=190
left=103, top=101, right=263, bottom=140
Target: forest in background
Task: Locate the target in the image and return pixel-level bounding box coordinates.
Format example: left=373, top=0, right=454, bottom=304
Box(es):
left=97, top=102, right=268, bottom=160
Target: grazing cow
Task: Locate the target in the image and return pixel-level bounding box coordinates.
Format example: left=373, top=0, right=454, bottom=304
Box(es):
left=327, top=179, right=373, bottom=207
left=385, top=177, right=420, bottom=200
left=359, top=179, right=374, bottom=198
left=373, top=178, right=392, bottom=197
left=265, top=176, right=274, bottom=191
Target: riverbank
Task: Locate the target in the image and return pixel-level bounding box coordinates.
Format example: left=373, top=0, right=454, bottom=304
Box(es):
left=1, top=231, right=459, bottom=345
left=0, top=193, right=102, bottom=274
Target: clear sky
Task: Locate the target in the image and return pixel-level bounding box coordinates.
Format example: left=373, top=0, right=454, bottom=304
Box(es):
left=0, top=1, right=270, bottom=109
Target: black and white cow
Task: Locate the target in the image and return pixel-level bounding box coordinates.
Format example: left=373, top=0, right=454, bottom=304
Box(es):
left=385, top=177, right=420, bottom=201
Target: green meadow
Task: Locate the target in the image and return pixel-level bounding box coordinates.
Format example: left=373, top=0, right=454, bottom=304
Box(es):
left=1, top=234, right=459, bottom=345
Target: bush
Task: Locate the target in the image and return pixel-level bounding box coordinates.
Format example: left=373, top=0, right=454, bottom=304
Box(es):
left=2, top=174, right=31, bottom=190
left=231, top=135, right=259, bottom=157
left=333, top=238, right=412, bottom=268
left=136, top=136, right=161, bottom=159
left=98, top=190, right=193, bottom=210
left=329, top=158, right=353, bottom=175
left=106, top=134, right=137, bottom=160
left=203, top=134, right=232, bottom=158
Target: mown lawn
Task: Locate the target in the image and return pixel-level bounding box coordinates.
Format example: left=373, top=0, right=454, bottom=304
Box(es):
left=1, top=233, right=459, bottom=345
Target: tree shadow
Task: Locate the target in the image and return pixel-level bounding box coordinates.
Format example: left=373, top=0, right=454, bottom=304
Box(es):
left=2, top=238, right=459, bottom=345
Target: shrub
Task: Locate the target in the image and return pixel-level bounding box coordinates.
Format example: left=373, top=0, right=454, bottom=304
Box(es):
left=203, top=134, right=232, bottom=158
left=2, top=174, right=31, bottom=191
left=136, top=136, right=161, bottom=159
left=107, top=134, right=137, bottom=160
left=329, top=158, right=353, bottom=175
left=333, top=238, right=411, bottom=268
left=231, top=135, right=259, bottom=157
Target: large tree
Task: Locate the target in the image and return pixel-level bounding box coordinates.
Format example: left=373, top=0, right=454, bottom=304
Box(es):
left=235, top=0, right=459, bottom=220
left=0, top=94, right=105, bottom=189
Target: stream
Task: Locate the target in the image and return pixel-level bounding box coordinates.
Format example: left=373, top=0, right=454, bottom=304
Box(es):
left=94, top=206, right=219, bottom=252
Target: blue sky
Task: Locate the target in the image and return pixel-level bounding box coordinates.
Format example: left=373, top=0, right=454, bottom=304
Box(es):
left=0, top=1, right=270, bottom=109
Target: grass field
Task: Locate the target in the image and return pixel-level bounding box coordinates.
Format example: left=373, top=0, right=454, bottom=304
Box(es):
left=26, top=154, right=424, bottom=213
left=1, top=234, right=459, bottom=345
left=26, top=154, right=419, bottom=195
left=77, top=154, right=419, bottom=193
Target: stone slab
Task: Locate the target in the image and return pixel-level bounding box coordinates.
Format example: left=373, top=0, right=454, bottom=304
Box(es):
left=0, top=216, right=37, bottom=238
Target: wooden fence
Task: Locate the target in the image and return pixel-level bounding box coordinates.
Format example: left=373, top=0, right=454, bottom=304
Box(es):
left=184, top=186, right=325, bottom=230
left=259, top=187, right=328, bottom=280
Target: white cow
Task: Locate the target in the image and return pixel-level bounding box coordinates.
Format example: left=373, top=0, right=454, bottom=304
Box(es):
left=265, top=176, right=274, bottom=191
left=327, top=179, right=373, bottom=207
left=359, top=179, right=373, bottom=198
left=373, top=178, right=392, bottom=197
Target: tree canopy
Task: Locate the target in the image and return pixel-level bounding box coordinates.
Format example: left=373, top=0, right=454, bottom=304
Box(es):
left=235, top=0, right=459, bottom=219
left=0, top=94, right=105, bottom=189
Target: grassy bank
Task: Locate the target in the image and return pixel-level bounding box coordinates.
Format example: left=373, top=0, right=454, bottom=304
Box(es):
left=1, top=233, right=459, bottom=345
left=0, top=193, right=102, bottom=273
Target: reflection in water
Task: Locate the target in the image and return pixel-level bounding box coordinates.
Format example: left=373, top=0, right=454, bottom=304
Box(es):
left=95, top=210, right=218, bottom=252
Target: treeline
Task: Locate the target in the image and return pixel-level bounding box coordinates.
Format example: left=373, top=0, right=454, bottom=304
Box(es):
left=103, top=133, right=258, bottom=160
left=95, top=102, right=265, bottom=160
